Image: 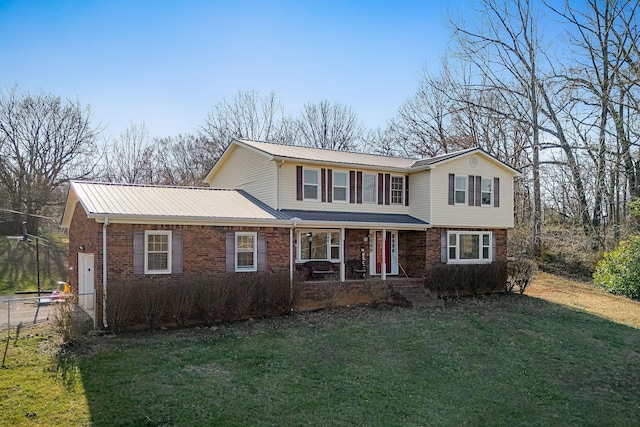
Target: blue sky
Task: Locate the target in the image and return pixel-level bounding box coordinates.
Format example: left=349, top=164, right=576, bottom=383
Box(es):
left=0, top=1, right=457, bottom=140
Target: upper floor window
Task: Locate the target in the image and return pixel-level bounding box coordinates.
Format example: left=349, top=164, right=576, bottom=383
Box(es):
left=455, top=176, right=467, bottom=204
left=391, top=176, right=404, bottom=205
left=145, top=230, right=172, bottom=274
left=363, top=173, right=377, bottom=204
left=303, top=168, right=319, bottom=200
left=333, top=171, right=348, bottom=202
left=448, top=231, right=491, bottom=263
left=481, top=178, right=492, bottom=206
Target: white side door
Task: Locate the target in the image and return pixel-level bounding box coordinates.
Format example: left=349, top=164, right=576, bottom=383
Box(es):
left=78, top=253, right=95, bottom=310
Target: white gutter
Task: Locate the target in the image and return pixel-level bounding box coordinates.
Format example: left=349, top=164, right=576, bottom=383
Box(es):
left=102, top=216, right=109, bottom=329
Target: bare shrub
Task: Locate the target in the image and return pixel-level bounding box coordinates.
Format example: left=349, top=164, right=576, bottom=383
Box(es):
left=427, top=263, right=508, bottom=298
left=228, top=274, right=257, bottom=320
left=106, top=282, right=135, bottom=333
left=196, top=276, right=231, bottom=325
left=53, top=296, right=88, bottom=345
left=507, top=258, right=538, bottom=294
left=167, top=280, right=198, bottom=327
left=137, top=282, right=168, bottom=329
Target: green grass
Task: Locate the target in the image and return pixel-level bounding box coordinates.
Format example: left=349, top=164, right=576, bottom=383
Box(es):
left=0, top=233, right=69, bottom=294
left=2, top=293, right=640, bottom=426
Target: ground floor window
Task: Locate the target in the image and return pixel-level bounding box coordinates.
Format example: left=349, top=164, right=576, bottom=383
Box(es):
left=298, top=230, right=341, bottom=262
left=447, top=231, right=491, bottom=263
left=145, top=230, right=172, bottom=274
left=236, top=232, right=257, bottom=272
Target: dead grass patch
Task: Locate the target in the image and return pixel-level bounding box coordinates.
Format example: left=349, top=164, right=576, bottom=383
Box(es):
left=527, top=272, right=640, bottom=328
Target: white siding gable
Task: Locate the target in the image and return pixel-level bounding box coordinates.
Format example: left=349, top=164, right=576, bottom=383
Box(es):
left=429, top=153, right=515, bottom=228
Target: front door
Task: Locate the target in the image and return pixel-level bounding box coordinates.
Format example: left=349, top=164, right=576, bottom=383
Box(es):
left=371, top=231, right=398, bottom=276
left=78, top=253, right=95, bottom=310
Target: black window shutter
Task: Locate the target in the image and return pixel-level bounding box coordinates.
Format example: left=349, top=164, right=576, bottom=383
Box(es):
left=349, top=171, right=356, bottom=203
left=468, top=175, right=475, bottom=206
left=225, top=232, right=235, bottom=272
left=133, top=231, right=144, bottom=274
left=494, top=177, right=500, bottom=207
left=385, top=174, right=391, bottom=205
left=405, top=175, right=409, bottom=206
left=327, top=169, right=333, bottom=203
left=321, top=168, right=326, bottom=202
left=257, top=233, right=267, bottom=272
left=475, top=176, right=482, bottom=206
left=172, top=230, right=183, bottom=274
left=357, top=172, right=363, bottom=204
left=492, top=233, right=497, bottom=260
left=296, top=166, right=303, bottom=201
left=378, top=173, right=384, bottom=205
left=448, top=174, right=455, bottom=205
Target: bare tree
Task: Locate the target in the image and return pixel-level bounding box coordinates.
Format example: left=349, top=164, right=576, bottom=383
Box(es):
left=0, top=87, right=100, bottom=233
left=202, top=90, right=293, bottom=160
left=295, top=100, right=364, bottom=151
left=154, top=133, right=214, bottom=186
left=100, top=123, right=158, bottom=184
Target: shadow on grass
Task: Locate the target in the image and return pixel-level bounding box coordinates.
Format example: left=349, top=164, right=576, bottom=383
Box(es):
left=61, top=294, right=640, bottom=426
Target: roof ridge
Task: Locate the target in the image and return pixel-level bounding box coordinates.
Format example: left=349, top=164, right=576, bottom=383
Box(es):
left=71, top=180, right=234, bottom=191
left=236, top=138, right=418, bottom=162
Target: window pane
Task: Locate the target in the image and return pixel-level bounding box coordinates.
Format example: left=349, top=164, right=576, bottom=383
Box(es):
left=148, top=253, right=168, bottom=270
left=304, top=185, right=317, bottom=199
left=237, top=252, right=254, bottom=267
left=483, top=247, right=489, bottom=259
left=304, top=169, right=318, bottom=184
left=148, top=234, right=168, bottom=252
left=483, top=234, right=490, bottom=246
left=237, top=235, right=254, bottom=250
left=331, top=246, right=340, bottom=259
left=310, top=233, right=328, bottom=260
left=449, top=234, right=456, bottom=246
left=481, top=178, right=492, bottom=205
left=334, top=187, right=346, bottom=201
left=363, top=174, right=377, bottom=203
left=449, top=247, right=456, bottom=259
left=455, top=176, right=467, bottom=190
left=459, top=234, right=480, bottom=259
left=334, top=172, right=347, bottom=186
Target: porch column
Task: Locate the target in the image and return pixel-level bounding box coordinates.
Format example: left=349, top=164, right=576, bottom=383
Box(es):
left=381, top=228, right=387, bottom=281
left=340, top=227, right=346, bottom=282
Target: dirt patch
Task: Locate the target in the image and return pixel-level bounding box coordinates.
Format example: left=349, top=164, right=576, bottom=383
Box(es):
left=527, top=272, right=640, bottom=329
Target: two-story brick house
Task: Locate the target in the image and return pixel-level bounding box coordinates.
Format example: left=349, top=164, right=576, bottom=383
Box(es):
left=61, top=138, right=520, bottom=328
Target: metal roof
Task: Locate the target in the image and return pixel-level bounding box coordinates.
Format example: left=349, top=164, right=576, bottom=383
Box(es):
left=66, top=181, right=289, bottom=223
left=281, top=209, right=429, bottom=228
left=236, top=139, right=418, bottom=170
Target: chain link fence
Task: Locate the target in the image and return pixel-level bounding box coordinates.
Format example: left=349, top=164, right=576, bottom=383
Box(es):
left=0, top=293, right=95, bottom=332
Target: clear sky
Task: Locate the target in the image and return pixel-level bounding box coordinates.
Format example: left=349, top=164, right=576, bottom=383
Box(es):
left=0, top=0, right=457, bottom=140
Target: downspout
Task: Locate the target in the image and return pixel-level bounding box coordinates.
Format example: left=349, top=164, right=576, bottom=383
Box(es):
left=102, top=216, right=109, bottom=329
left=276, top=159, right=285, bottom=210
left=290, top=217, right=300, bottom=310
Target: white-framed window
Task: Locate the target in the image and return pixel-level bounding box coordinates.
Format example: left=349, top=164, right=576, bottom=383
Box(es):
left=363, top=173, right=377, bottom=204
left=298, top=230, right=341, bottom=261
left=447, top=231, right=492, bottom=263
left=235, top=232, right=257, bottom=272
left=481, top=177, right=492, bottom=206
left=455, top=175, right=467, bottom=204
left=145, top=230, right=172, bottom=274
left=303, top=168, right=319, bottom=200
left=333, top=171, right=348, bottom=202
left=391, top=176, right=404, bottom=205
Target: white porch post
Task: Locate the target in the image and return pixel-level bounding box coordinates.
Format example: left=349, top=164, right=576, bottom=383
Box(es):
left=340, top=227, right=346, bottom=282
left=381, top=228, right=387, bottom=281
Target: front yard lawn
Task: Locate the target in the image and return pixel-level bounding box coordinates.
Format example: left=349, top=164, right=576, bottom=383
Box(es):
left=2, top=277, right=640, bottom=426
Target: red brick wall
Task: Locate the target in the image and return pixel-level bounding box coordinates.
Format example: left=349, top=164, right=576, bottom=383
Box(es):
left=398, top=230, right=427, bottom=277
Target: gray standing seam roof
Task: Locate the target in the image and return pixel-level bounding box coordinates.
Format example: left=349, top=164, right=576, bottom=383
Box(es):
left=280, top=209, right=429, bottom=226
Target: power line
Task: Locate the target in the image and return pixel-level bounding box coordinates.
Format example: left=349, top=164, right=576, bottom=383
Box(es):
left=0, top=208, right=56, bottom=221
